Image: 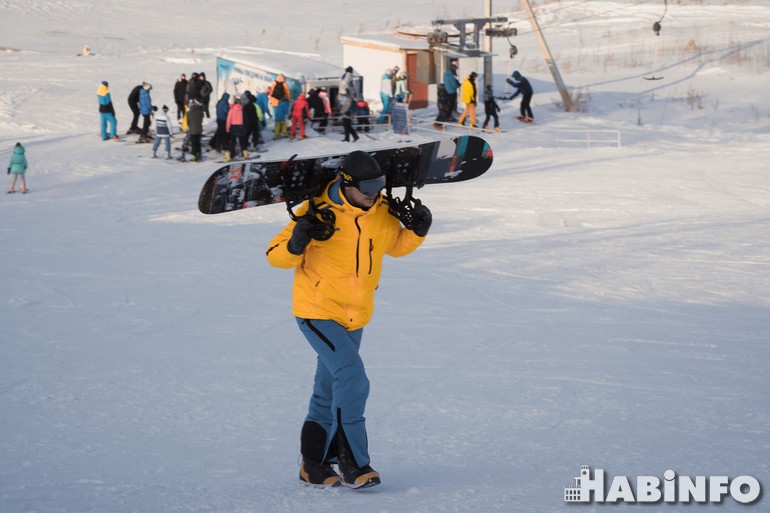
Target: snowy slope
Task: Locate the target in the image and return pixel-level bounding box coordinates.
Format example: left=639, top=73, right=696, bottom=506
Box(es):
left=1, top=1, right=769, bottom=512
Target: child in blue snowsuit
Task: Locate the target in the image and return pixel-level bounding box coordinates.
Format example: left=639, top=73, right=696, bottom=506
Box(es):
left=7, top=142, right=28, bottom=193
left=97, top=81, right=118, bottom=140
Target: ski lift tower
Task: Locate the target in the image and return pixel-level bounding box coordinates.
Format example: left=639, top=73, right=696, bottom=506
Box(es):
left=520, top=0, right=575, bottom=112
left=431, top=16, right=511, bottom=87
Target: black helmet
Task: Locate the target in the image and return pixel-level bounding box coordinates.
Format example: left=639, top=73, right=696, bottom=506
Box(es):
left=339, top=151, right=385, bottom=195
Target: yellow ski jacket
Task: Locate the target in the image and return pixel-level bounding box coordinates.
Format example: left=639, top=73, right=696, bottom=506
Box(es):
left=266, top=179, right=425, bottom=330
left=461, top=76, right=477, bottom=105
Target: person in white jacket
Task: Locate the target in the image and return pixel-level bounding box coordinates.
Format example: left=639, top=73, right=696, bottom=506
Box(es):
left=151, top=105, right=175, bottom=159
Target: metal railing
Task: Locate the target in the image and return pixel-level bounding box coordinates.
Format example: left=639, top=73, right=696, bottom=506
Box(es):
left=555, top=129, right=622, bottom=148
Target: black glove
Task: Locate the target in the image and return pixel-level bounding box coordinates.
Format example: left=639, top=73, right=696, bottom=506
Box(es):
left=287, top=215, right=315, bottom=255
left=411, top=203, right=432, bottom=237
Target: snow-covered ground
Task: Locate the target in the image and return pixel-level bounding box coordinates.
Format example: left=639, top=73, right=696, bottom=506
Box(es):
left=1, top=1, right=769, bottom=512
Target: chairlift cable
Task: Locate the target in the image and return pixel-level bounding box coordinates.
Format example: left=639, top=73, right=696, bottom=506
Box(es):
left=513, top=0, right=658, bottom=38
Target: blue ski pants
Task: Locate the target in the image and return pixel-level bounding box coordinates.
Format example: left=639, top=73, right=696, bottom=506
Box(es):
left=378, top=93, right=392, bottom=124
left=100, top=112, right=117, bottom=140
left=296, top=318, right=370, bottom=467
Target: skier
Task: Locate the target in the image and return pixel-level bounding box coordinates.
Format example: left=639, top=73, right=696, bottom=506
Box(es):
left=173, top=73, right=188, bottom=121
left=137, top=82, right=154, bottom=143
left=458, top=71, right=478, bottom=128
left=7, top=142, right=28, bottom=193
left=482, top=85, right=501, bottom=132
left=126, top=83, right=143, bottom=134
left=506, top=70, right=534, bottom=123
left=97, top=81, right=119, bottom=141
left=151, top=105, right=175, bottom=159
left=265, top=150, right=432, bottom=489
left=289, top=93, right=310, bottom=140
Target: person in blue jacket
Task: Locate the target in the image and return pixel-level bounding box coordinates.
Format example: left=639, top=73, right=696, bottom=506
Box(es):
left=97, top=81, right=118, bottom=141
left=377, top=68, right=394, bottom=124
left=255, top=88, right=271, bottom=129
left=442, top=60, right=460, bottom=121
left=7, top=142, right=28, bottom=193
left=138, top=82, right=154, bottom=142
left=209, top=91, right=230, bottom=152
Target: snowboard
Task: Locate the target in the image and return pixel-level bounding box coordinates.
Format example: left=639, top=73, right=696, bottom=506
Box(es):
left=197, top=135, right=493, bottom=215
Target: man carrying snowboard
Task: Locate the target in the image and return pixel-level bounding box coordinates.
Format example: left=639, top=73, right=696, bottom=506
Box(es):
left=265, top=151, right=432, bottom=489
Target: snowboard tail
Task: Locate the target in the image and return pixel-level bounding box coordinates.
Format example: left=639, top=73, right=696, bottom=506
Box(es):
left=198, top=135, right=493, bottom=215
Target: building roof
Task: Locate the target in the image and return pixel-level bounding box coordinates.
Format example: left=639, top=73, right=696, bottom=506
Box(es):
left=219, top=47, right=343, bottom=80
left=341, top=35, right=432, bottom=52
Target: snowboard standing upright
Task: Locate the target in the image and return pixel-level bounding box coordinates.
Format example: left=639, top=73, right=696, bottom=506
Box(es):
left=197, top=135, right=493, bottom=216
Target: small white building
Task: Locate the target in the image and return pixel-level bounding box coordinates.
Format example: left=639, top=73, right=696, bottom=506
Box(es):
left=342, top=34, right=487, bottom=111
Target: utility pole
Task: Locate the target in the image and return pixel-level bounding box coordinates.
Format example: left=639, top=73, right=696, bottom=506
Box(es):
left=483, top=0, right=493, bottom=88
left=520, top=0, right=575, bottom=112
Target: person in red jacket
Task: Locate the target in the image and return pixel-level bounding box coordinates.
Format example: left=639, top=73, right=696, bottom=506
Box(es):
left=225, top=95, right=247, bottom=162
left=289, top=93, right=310, bottom=140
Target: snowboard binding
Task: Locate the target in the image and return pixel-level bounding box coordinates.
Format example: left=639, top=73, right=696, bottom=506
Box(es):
left=281, top=154, right=338, bottom=241
left=385, top=152, right=425, bottom=231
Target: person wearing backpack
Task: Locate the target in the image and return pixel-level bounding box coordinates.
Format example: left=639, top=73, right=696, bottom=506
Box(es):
left=270, top=75, right=291, bottom=139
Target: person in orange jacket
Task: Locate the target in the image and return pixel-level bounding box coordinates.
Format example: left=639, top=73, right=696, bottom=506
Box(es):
left=266, top=151, right=431, bottom=489
left=289, top=93, right=310, bottom=140
left=269, top=75, right=292, bottom=139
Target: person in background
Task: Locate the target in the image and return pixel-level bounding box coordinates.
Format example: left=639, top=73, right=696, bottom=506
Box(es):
left=7, top=142, right=29, bottom=193
left=339, top=67, right=359, bottom=142
left=97, top=80, right=119, bottom=141
left=270, top=75, right=291, bottom=139
left=209, top=91, right=230, bottom=153
left=186, top=72, right=200, bottom=104
left=458, top=71, right=478, bottom=128
left=506, top=70, right=534, bottom=123
left=151, top=105, right=175, bottom=159
left=243, top=91, right=263, bottom=149
left=198, top=72, right=213, bottom=118
left=482, top=84, right=501, bottom=132
left=377, top=68, right=394, bottom=124
left=173, top=73, right=188, bottom=121
left=126, top=83, right=143, bottom=134
left=442, top=60, right=460, bottom=121
left=265, top=150, right=432, bottom=489
left=137, top=82, right=154, bottom=143
left=256, top=87, right=271, bottom=130
left=187, top=99, right=204, bottom=162
left=317, top=87, right=332, bottom=134
left=225, top=95, right=247, bottom=161
left=394, top=73, right=410, bottom=103
left=290, top=92, right=310, bottom=140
